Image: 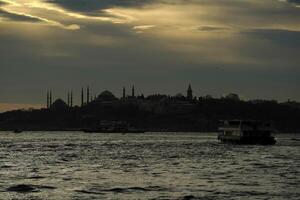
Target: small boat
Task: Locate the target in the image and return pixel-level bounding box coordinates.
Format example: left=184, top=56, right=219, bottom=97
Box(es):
left=218, top=120, right=276, bottom=145
left=83, top=121, right=145, bottom=133
left=13, top=129, right=23, bottom=133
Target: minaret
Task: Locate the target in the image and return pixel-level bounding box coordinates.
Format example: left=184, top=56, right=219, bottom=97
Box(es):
left=67, top=92, right=70, bottom=106
left=47, top=91, right=49, bottom=108
left=87, top=86, right=90, bottom=104
left=70, top=91, right=73, bottom=107
left=123, top=86, right=126, bottom=99
left=187, top=84, right=193, bottom=100
left=81, top=88, right=84, bottom=107
left=132, top=85, right=135, bottom=97
left=49, top=91, right=52, bottom=106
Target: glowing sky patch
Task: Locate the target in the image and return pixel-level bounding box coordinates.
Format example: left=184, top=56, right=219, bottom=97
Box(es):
left=0, top=103, right=42, bottom=112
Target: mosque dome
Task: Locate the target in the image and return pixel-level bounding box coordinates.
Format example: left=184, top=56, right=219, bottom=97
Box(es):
left=96, top=90, right=117, bottom=101
left=51, top=99, right=68, bottom=110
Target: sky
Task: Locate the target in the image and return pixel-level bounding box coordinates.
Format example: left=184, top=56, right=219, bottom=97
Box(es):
left=0, top=0, right=300, bottom=112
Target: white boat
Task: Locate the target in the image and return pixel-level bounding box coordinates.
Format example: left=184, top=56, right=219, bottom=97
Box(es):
left=218, top=120, right=276, bottom=145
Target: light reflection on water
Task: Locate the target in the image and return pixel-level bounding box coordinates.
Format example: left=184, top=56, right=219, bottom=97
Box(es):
left=0, top=132, right=299, bottom=200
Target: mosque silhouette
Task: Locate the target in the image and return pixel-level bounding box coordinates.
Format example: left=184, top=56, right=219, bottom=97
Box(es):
left=46, top=84, right=195, bottom=111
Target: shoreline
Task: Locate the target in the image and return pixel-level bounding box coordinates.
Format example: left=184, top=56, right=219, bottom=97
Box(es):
left=0, top=130, right=298, bottom=134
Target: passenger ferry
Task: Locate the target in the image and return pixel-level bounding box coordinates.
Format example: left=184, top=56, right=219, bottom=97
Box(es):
left=218, top=120, right=276, bottom=145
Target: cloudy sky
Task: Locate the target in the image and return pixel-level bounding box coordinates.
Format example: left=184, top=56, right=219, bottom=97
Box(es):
left=0, top=0, right=299, bottom=111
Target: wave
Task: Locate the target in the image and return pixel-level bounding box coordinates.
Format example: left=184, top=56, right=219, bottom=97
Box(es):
left=6, top=184, right=56, bottom=193
left=75, top=186, right=167, bottom=194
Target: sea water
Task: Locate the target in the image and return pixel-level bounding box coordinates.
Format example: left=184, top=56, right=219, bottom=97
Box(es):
left=0, top=132, right=299, bottom=200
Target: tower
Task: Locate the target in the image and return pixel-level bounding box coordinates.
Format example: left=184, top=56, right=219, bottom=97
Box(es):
left=87, top=86, right=89, bottom=104
left=67, top=92, right=70, bottom=106
left=81, top=88, right=84, bottom=107
left=70, top=91, right=73, bottom=107
left=187, top=84, right=193, bottom=100
left=132, top=85, right=135, bottom=97
left=49, top=91, right=52, bottom=106
left=47, top=91, right=49, bottom=108
left=123, top=86, right=126, bottom=99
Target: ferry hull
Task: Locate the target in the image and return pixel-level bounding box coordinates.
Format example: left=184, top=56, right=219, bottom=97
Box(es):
left=218, top=135, right=276, bottom=145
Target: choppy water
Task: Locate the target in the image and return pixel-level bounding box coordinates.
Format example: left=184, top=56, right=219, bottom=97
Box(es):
left=0, top=132, right=299, bottom=200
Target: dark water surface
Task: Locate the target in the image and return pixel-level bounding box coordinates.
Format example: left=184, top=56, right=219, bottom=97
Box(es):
left=0, top=132, right=299, bottom=200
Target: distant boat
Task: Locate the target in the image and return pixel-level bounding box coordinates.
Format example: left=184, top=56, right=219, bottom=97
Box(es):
left=83, top=121, right=145, bottom=133
left=13, top=129, right=23, bottom=133
left=218, top=120, right=276, bottom=145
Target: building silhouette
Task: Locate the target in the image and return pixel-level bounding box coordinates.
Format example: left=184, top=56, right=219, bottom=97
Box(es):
left=45, top=84, right=197, bottom=110
left=123, top=87, right=126, bottom=99
left=187, top=84, right=193, bottom=100
left=47, top=91, right=49, bottom=108
left=50, top=91, right=52, bottom=107
left=3, top=83, right=298, bottom=133
left=132, top=85, right=135, bottom=98
left=81, top=88, right=84, bottom=107
left=51, top=99, right=68, bottom=111
left=95, top=90, right=117, bottom=102
left=71, top=91, right=73, bottom=107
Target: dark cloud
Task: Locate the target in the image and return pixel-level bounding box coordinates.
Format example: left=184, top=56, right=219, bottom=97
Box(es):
left=242, top=28, right=300, bottom=47
left=0, top=9, right=43, bottom=22
left=288, top=0, right=300, bottom=5
left=46, top=0, right=155, bottom=14
left=45, top=0, right=198, bottom=15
